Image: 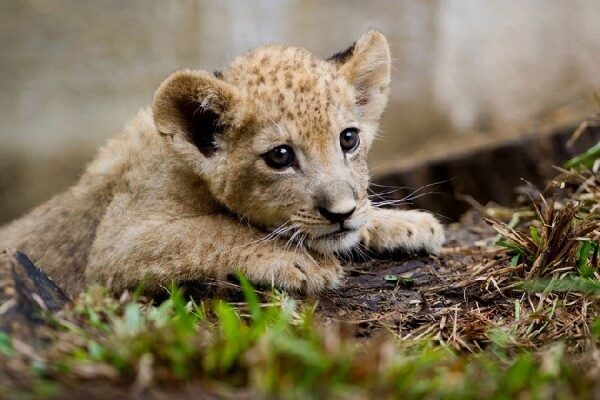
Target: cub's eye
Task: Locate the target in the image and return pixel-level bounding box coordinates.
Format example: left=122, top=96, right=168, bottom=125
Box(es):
left=263, top=145, right=296, bottom=169
left=339, top=128, right=360, bottom=153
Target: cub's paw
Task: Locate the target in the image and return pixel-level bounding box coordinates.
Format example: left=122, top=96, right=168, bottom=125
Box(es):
left=242, top=250, right=343, bottom=294
left=362, top=209, right=445, bottom=255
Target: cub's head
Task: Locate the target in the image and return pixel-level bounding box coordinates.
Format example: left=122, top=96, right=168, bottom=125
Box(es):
left=153, top=30, right=390, bottom=255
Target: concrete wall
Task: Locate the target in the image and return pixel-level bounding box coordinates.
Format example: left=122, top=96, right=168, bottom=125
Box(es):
left=1, top=0, right=599, bottom=222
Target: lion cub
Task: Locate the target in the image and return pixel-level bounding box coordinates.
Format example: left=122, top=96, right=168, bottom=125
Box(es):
left=0, top=31, right=444, bottom=296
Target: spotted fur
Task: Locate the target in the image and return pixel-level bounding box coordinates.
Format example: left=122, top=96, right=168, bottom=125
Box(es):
left=0, top=31, right=444, bottom=295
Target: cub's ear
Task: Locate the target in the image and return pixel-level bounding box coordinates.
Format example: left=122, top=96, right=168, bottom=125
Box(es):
left=152, top=69, right=244, bottom=157
left=329, top=30, right=391, bottom=121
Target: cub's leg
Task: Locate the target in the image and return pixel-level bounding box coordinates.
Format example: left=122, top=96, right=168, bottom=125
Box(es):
left=361, top=208, right=445, bottom=255
left=87, top=214, right=342, bottom=295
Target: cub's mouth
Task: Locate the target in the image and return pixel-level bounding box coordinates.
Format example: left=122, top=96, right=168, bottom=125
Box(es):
left=305, top=226, right=363, bottom=256
left=314, top=225, right=356, bottom=239
left=264, top=211, right=367, bottom=256
left=264, top=223, right=362, bottom=256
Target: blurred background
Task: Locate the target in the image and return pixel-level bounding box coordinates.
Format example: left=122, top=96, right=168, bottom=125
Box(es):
left=1, top=0, right=599, bottom=223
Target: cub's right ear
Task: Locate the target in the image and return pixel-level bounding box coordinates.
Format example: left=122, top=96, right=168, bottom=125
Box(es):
left=152, top=70, right=244, bottom=157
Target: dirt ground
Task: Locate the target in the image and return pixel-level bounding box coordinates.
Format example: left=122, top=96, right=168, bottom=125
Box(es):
left=315, top=212, right=498, bottom=341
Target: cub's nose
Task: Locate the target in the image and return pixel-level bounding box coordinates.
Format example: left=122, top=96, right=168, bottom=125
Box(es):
left=317, top=205, right=356, bottom=223
left=315, top=180, right=357, bottom=223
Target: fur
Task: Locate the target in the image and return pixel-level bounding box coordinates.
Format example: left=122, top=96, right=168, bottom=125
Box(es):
left=0, top=31, right=444, bottom=296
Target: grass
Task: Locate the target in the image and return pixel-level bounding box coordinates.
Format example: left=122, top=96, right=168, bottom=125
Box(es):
left=2, top=281, right=598, bottom=399
left=441, top=139, right=599, bottom=354
left=564, top=141, right=600, bottom=170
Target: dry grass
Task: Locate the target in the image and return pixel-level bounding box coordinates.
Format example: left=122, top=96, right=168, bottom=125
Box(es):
left=415, top=126, right=600, bottom=353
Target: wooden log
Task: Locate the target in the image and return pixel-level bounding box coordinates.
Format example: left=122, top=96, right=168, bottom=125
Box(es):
left=372, top=123, right=600, bottom=221
left=0, top=250, right=71, bottom=333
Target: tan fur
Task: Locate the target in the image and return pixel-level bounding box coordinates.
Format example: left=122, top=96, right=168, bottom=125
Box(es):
left=0, top=31, right=444, bottom=296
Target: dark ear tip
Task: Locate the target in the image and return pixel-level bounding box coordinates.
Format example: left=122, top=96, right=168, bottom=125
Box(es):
left=327, top=30, right=389, bottom=66
left=328, top=41, right=356, bottom=64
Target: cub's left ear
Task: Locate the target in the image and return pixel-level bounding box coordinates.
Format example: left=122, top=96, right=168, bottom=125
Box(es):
left=329, top=30, right=391, bottom=121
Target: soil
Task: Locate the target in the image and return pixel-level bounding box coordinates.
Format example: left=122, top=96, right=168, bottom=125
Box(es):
left=316, top=211, right=497, bottom=339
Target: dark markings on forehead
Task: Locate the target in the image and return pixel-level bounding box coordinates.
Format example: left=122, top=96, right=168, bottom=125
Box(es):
left=356, top=94, right=368, bottom=106
left=328, top=42, right=356, bottom=65
left=259, top=55, right=270, bottom=66
left=225, top=47, right=356, bottom=143
left=213, top=70, right=223, bottom=79
left=299, top=81, right=309, bottom=93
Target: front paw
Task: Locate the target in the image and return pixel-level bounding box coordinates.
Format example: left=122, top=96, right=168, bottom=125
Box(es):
left=242, top=250, right=343, bottom=293
left=362, top=209, right=445, bottom=255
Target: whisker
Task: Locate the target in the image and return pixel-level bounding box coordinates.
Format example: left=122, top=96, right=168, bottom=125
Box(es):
left=400, top=190, right=442, bottom=202
left=302, top=247, right=321, bottom=269
left=369, top=178, right=454, bottom=191
left=369, top=179, right=453, bottom=203
left=292, top=233, right=307, bottom=258
left=283, top=229, right=303, bottom=252
left=369, top=182, right=412, bottom=190
left=231, top=221, right=298, bottom=251
left=351, top=242, right=373, bottom=262
left=368, top=187, right=401, bottom=198
left=370, top=200, right=413, bottom=208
